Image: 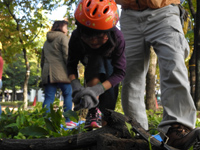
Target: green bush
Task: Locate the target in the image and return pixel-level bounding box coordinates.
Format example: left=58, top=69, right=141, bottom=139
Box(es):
left=0, top=102, right=86, bottom=139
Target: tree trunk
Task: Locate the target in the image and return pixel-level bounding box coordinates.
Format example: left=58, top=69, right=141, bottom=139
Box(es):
left=189, top=55, right=196, bottom=100
left=23, top=48, right=30, bottom=110
left=195, top=0, right=200, bottom=110
left=2, top=89, right=5, bottom=102
left=11, top=88, right=16, bottom=101
left=146, top=47, right=158, bottom=111
left=188, top=0, right=198, bottom=106
left=35, top=62, right=40, bottom=102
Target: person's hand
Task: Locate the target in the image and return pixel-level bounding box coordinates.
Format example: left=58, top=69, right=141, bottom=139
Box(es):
left=72, top=83, right=105, bottom=111
left=70, top=79, right=84, bottom=97
left=73, top=95, right=98, bottom=111
left=73, top=83, right=105, bottom=102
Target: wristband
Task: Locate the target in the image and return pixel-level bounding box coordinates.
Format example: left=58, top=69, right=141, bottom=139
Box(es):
left=98, top=82, right=106, bottom=91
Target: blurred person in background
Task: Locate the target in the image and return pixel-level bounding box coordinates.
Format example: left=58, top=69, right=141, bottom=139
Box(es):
left=41, top=20, right=76, bottom=129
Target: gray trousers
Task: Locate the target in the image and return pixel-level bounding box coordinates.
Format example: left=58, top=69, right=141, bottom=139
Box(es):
left=120, top=4, right=196, bottom=133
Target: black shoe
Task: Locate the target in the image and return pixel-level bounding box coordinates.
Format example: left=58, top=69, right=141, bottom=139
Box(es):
left=165, top=123, right=200, bottom=150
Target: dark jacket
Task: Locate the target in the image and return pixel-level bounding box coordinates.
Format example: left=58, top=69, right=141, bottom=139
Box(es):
left=67, top=26, right=126, bottom=87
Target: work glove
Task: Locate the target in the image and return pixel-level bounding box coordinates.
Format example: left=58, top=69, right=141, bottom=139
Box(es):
left=73, top=95, right=98, bottom=111
left=72, top=83, right=105, bottom=111
left=70, top=79, right=84, bottom=97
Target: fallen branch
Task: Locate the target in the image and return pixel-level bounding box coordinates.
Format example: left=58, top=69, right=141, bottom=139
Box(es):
left=0, top=109, right=169, bottom=150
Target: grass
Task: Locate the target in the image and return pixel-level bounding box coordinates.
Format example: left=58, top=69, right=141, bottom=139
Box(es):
left=0, top=101, right=35, bottom=107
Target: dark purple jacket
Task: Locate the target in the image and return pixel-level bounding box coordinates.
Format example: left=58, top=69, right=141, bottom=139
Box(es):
left=67, top=26, right=126, bottom=87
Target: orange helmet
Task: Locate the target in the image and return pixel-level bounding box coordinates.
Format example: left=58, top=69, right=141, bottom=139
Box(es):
left=75, top=0, right=119, bottom=31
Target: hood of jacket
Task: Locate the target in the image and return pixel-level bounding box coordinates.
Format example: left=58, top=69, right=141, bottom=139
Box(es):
left=46, top=31, right=64, bottom=42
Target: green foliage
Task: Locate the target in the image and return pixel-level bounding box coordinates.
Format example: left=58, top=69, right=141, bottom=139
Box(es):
left=115, top=83, right=124, bottom=114
left=195, top=117, right=200, bottom=128
left=147, top=109, right=163, bottom=135
left=126, top=108, right=200, bottom=150
left=53, top=97, right=60, bottom=107
left=3, top=53, right=26, bottom=91
left=0, top=0, right=72, bottom=93
left=2, top=53, right=40, bottom=96
left=125, top=122, right=135, bottom=137
left=148, top=137, right=153, bottom=150
left=63, top=0, right=80, bottom=33
left=0, top=1, right=50, bottom=62
left=125, top=109, right=163, bottom=138
left=0, top=101, right=33, bottom=107
left=0, top=102, right=86, bottom=139
left=63, top=110, right=79, bottom=123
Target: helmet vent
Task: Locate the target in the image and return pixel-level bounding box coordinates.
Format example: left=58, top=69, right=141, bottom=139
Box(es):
left=103, top=6, right=109, bottom=14
left=87, top=0, right=91, bottom=7
left=92, top=6, right=98, bottom=15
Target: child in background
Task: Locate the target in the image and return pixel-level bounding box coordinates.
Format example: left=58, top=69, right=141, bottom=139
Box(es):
left=41, top=20, right=76, bottom=128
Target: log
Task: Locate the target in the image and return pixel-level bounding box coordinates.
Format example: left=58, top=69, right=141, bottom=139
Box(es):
left=96, top=133, right=149, bottom=150
left=0, top=109, right=166, bottom=150
left=0, top=126, right=128, bottom=150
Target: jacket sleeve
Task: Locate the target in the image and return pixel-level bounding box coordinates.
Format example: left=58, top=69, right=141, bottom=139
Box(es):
left=61, top=35, right=69, bottom=66
left=67, top=32, right=82, bottom=78
left=108, top=36, right=126, bottom=87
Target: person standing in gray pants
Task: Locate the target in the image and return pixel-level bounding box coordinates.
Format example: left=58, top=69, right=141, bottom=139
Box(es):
left=117, top=0, right=200, bottom=149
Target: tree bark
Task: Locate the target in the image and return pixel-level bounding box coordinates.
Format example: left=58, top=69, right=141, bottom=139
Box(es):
left=188, top=0, right=197, bottom=105
left=22, top=48, right=30, bottom=110
left=11, top=88, right=16, bottom=101
left=189, top=55, right=196, bottom=100
left=146, top=47, right=158, bottom=111
left=195, top=0, right=200, bottom=110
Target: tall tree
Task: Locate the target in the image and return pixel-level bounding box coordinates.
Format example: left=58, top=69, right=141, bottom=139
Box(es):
left=194, top=0, right=200, bottom=109
left=2, top=53, right=41, bottom=101
left=187, top=0, right=200, bottom=109
left=186, top=0, right=196, bottom=100
left=3, top=54, right=26, bottom=101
